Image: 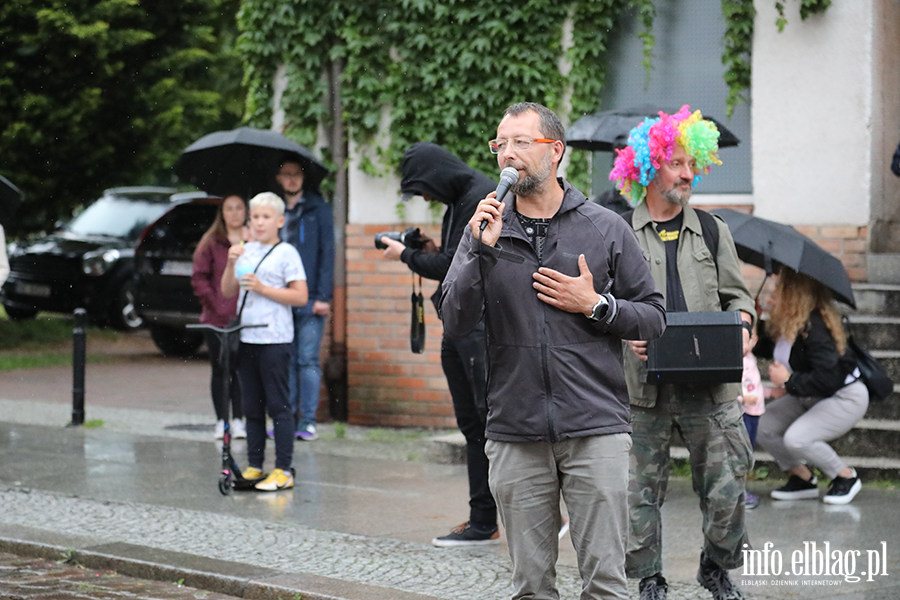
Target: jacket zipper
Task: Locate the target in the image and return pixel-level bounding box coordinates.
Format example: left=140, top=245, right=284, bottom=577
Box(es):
left=501, top=214, right=556, bottom=442
left=535, top=245, right=555, bottom=443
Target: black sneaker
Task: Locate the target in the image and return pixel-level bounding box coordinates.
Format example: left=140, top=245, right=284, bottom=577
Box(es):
left=639, top=574, right=668, bottom=600
left=697, top=555, right=744, bottom=600
left=770, top=474, right=818, bottom=500
left=823, top=470, right=861, bottom=505
left=431, top=521, right=499, bottom=547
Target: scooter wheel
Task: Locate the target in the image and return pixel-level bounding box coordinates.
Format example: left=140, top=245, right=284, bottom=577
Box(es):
left=218, top=474, right=233, bottom=496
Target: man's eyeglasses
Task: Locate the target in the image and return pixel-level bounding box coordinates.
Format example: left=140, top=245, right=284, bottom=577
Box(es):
left=488, top=136, right=556, bottom=155
left=278, top=171, right=304, bottom=179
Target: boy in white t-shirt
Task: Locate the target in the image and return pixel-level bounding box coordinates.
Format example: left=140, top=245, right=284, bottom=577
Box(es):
left=222, top=192, right=308, bottom=491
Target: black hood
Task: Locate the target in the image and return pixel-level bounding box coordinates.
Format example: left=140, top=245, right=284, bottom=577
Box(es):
left=401, top=142, right=492, bottom=205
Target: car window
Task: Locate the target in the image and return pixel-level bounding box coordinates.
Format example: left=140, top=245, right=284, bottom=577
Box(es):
left=66, top=197, right=173, bottom=242
left=142, top=203, right=219, bottom=253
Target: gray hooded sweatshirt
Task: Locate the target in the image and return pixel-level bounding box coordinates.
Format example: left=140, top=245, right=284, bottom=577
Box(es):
left=441, top=179, right=665, bottom=443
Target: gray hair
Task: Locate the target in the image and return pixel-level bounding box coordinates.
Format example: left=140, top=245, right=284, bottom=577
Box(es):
left=504, top=102, right=565, bottom=142
left=503, top=102, right=566, bottom=160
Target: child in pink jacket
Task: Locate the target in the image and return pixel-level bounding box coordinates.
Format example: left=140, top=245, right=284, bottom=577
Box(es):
left=740, top=328, right=763, bottom=508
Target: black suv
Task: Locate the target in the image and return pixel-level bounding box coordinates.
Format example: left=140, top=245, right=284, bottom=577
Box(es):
left=1, top=187, right=202, bottom=330
left=133, top=196, right=222, bottom=356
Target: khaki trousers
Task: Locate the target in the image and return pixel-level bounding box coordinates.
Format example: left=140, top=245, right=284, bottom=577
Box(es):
left=486, top=433, right=632, bottom=600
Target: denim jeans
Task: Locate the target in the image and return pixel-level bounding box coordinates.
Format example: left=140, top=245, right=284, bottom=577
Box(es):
left=288, top=305, right=327, bottom=430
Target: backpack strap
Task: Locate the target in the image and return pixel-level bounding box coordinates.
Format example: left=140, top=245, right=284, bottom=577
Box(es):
left=694, top=208, right=719, bottom=269
left=236, top=242, right=282, bottom=318
left=621, top=207, right=719, bottom=269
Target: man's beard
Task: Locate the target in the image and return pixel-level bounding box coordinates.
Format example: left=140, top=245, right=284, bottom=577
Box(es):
left=507, top=150, right=553, bottom=197
left=657, top=179, right=692, bottom=207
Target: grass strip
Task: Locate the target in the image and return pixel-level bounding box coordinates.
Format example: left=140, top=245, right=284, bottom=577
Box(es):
left=0, top=352, right=118, bottom=372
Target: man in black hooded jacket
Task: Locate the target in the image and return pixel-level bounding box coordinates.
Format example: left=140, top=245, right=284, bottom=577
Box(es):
left=379, top=142, right=498, bottom=547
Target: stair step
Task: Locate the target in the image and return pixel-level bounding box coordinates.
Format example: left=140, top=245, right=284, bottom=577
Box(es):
left=829, top=425, right=900, bottom=458
left=869, top=350, right=900, bottom=382
left=864, top=395, right=900, bottom=420
left=852, top=283, right=900, bottom=317
left=843, top=315, right=900, bottom=350
left=671, top=446, right=900, bottom=480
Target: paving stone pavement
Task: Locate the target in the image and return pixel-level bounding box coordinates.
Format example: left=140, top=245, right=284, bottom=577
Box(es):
left=0, top=484, right=716, bottom=600
left=0, top=398, right=718, bottom=600
left=0, top=551, right=240, bottom=600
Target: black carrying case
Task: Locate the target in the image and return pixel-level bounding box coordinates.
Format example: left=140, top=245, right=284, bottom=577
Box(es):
left=641, top=311, right=743, bottom=385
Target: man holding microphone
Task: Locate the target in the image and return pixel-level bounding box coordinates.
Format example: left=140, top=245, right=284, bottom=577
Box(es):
left=441, top=102, right=665, bottom=600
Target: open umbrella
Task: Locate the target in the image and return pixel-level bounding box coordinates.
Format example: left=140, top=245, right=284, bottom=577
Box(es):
left=711, top=208, right=855, bottom=308
left=0, top=174, right=23, bottom=229
left=566, top=105, right=740, bottom=152
left=174, top=127, right=329, bottom=197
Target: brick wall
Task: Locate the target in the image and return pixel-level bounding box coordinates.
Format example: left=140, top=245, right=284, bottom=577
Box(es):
left=344, top=222, right=455, bottom=428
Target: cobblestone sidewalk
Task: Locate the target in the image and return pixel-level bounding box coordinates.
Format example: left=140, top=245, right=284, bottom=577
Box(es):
left=0, top=551, right=239, bottom=600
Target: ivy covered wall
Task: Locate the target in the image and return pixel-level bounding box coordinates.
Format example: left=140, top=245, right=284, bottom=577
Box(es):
left=236, top=0, right=830, bottom=194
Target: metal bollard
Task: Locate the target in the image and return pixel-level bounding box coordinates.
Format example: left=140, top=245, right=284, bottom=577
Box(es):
left=69, top=308, right=86, bottom=427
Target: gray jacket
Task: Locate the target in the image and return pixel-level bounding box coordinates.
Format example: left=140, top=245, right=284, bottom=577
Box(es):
left=441, top=179, right=665, bottom=442
left=624, top=202, right=757, bottom=408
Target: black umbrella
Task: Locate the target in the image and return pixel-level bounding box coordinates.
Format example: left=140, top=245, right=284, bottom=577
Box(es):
left=566, top=105, right=740, bottom=152
left=0, top=174, right=23, bottom=229
left=174, top=127, right=329, bottom=197
left=711, top=208, right=855, bottom=308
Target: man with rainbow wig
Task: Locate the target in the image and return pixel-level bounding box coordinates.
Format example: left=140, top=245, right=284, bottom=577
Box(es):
left=610, top=106, right=756, bottom=600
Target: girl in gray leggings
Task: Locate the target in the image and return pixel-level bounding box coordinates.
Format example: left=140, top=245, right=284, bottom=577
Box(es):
left=756, top=268, right=868, bottom=505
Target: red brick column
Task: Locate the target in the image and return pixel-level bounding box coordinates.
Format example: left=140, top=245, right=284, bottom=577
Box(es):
left=344, top=223, right=455, bottom=428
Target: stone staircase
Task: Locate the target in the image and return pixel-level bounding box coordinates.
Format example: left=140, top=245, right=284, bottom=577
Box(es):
left=668, top=284, right=900, bottom=481
left=830, top=283, right=900, bottom=480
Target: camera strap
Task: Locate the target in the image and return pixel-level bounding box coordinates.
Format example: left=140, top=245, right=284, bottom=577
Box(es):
left=410, top=274, right=426, bottom=354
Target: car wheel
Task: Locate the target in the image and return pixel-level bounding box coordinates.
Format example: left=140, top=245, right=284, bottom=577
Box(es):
left=3, top=304, right=38, bottom=321
left=110, top=279, right=143, bottom=331
left=150, top=325, right=204, bottom=357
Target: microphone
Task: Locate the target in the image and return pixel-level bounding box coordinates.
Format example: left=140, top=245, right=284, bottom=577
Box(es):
left=480, top=167, right=519, bottom=232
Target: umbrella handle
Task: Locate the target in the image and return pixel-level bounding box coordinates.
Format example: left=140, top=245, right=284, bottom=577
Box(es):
left=754, top=273, right=769, bottom=308
left=763, top=241, right=774, bottom=275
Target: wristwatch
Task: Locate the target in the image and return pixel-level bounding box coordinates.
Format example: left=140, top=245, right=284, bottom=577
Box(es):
left=588, top=295, right=609, bottom=321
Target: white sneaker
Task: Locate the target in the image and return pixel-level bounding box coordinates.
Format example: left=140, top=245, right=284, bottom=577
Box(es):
left=231, top=419, right=246, bottom=439
left=214, top=420, right=225, bottom=440
left=296, top=423, right=318, bottom=441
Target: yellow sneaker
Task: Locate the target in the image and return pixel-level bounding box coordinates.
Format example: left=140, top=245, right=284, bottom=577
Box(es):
left=241, top=466, right=266, bottom=480
left=255, top=468, right=293, bottom=491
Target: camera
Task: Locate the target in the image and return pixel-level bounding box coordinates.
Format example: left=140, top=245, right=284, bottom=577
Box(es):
left=374, top=227, right=426, bottom=250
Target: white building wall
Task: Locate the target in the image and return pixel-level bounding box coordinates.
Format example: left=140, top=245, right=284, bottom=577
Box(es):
left=347, top=141, right=434, bottom=225
left=347, top=106, right=436, bottom=226
left=752, top=0, right=874, bottom=225
left=348, top=2, right=897, bottom=230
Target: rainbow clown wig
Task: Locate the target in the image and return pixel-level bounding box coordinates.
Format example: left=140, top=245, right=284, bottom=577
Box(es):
left=609, top=105, right=722, bottom=206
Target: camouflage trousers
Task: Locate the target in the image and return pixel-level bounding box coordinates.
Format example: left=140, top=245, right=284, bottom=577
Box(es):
left=626, top=389, right=753, bottom=578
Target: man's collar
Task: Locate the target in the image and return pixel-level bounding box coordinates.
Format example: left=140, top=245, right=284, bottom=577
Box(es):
left=634, top=202, right=702, bottom=233
left=284, top=192, right=304, bottom=210
left=505, top=177, right=584, bottom=222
